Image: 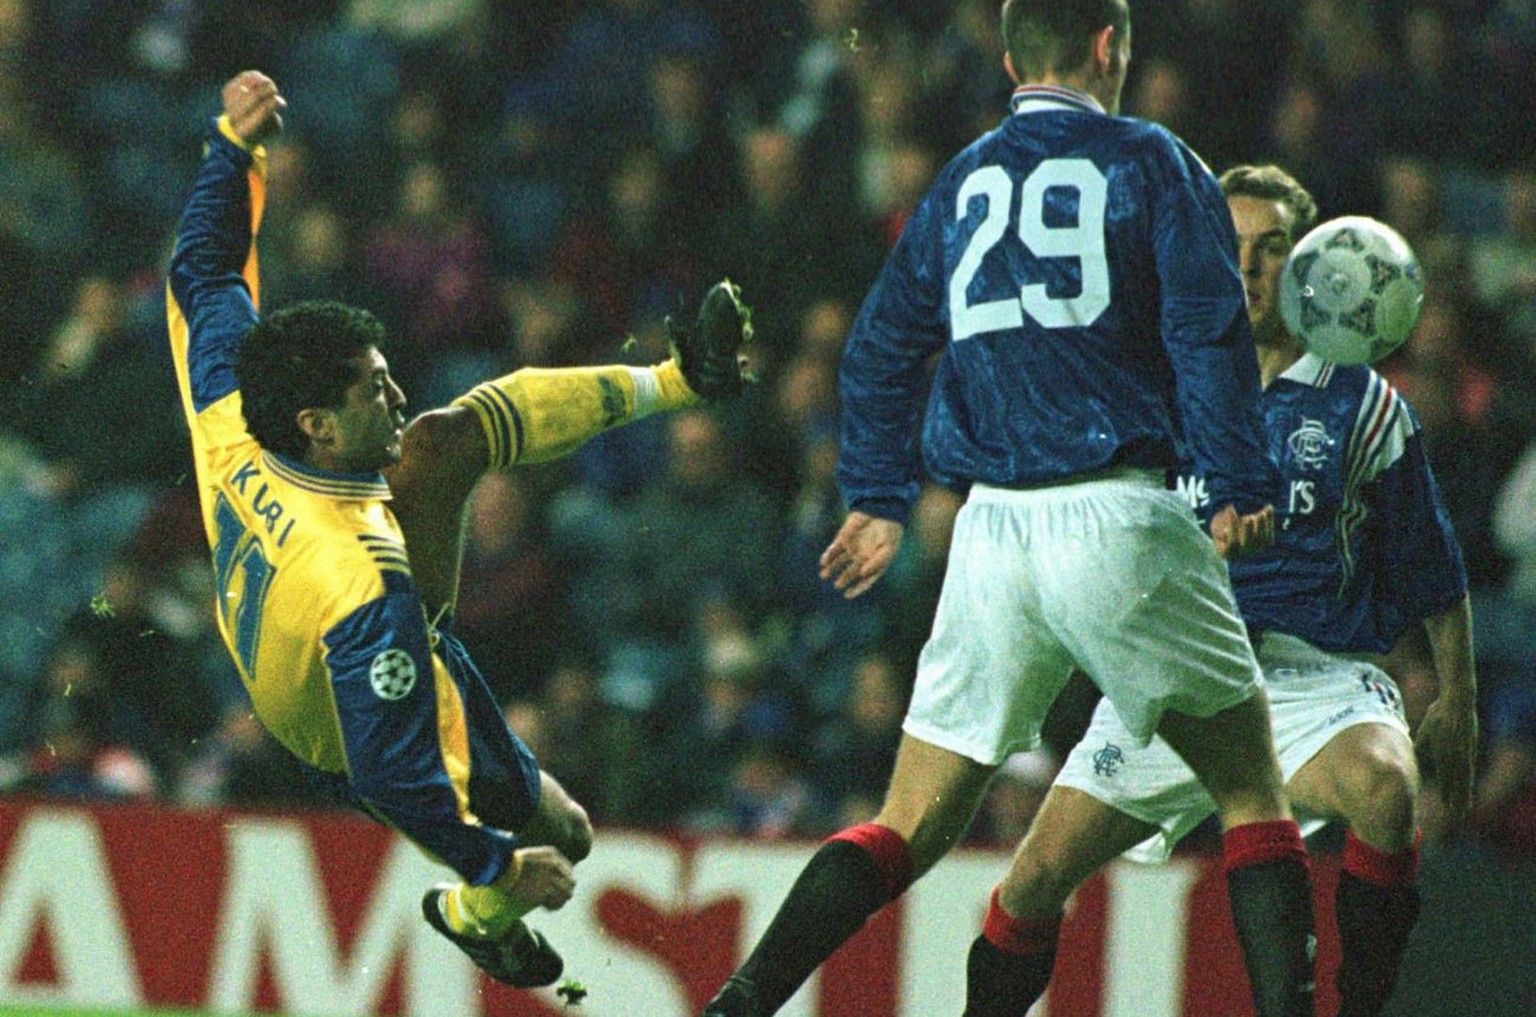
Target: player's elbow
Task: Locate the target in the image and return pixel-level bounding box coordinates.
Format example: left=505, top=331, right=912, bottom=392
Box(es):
left=557, top=801, right=594, bottom=863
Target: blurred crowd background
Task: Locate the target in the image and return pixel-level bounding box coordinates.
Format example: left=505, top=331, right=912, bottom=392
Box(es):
left=0, top=0, right=1533, bottom=858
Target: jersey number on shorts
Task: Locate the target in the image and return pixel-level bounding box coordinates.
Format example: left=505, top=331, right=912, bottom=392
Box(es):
left=949, top=158, right=1109, bottom=340
left=212, top=493, right=276, bottom=679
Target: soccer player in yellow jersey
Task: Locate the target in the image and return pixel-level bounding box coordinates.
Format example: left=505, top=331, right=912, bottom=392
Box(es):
left=166, top=71, right=751, bottom=987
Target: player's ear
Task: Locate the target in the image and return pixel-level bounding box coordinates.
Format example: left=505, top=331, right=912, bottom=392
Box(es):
left=1092, top=25, right=1117, bottom=75
left=296, top=406, right=337, bottom=447
left=1003, top=50, right=1020, bottom=85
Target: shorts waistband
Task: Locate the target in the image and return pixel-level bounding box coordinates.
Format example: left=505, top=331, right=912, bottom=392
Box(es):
left=971, top=466, right=1166, bottom=500
left=1255, top=630, right=1381, bottom=669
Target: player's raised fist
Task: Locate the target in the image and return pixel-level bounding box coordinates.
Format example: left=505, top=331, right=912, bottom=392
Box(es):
left=221, top=70, right=286, bottom=146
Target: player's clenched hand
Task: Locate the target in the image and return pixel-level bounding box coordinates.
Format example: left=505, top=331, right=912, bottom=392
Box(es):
left=1210, top=503, right=1274, bottom=561
left=1414, top=696, right=1478, bottom=821
left=221, top=70, right=286, bottom=146
left=498, top=846, right=577, bottom=911
left=820, top=511, right=904, bottom=600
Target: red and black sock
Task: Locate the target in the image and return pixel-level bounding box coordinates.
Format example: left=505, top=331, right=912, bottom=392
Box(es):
left=1223, top=819, right=1317, bottom=1017
left=962, top=887, right=1062, bottom=1017
left=1334, top=831, right=1421, bottom=1017
left=733, top=823, right=914, bottom=1014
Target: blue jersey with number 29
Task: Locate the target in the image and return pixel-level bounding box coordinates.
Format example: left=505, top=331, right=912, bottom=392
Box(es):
left=837, top=86, right=1274, bottom=525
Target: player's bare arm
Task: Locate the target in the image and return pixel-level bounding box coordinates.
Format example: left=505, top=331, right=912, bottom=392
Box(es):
left=1413, top=594, right=1479, bottom=819
left=221, top=70, right=285, bottom=145
left=819, top=511, right=904, bottom=600
left=1209, top=502, right=1275, bottom=561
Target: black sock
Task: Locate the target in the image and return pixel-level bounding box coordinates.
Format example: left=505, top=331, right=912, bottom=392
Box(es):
left=963, top=935, right=1056, bottom=1017
left=1334, top=870, right=1420, bottom=1017
left=1226, top=858, right=1317, bottom=1017
left=735, top=839, right=892, bottom=1014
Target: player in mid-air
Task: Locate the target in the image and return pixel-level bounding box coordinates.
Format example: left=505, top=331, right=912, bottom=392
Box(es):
left=167, top=72, right=749, bottom=987
left=703, top=3, right=1316, bottom=1016
left=966, top=163, right=1478, bottom=1017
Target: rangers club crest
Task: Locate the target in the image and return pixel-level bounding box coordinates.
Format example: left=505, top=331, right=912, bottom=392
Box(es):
left=1286, top=417, right=1332, bottom=471
left=1093, top=743, right=1125, bottom=777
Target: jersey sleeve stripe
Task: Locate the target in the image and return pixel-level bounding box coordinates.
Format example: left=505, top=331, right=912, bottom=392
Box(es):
left=456, top=388, right=511, bottom=468
left=1346, top=376, right=1409, bottom=492
left=478, top=382, right=525, bottom=465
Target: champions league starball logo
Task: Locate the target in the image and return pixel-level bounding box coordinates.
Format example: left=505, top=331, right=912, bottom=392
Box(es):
left=1286, top=418, right=1333, bottom=471
left=369, top=648, right=418, bottom=700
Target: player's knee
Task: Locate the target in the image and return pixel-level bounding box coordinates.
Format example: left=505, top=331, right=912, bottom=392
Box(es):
left=399, top=406, right=483, bottom=480
left=556, top=800, right=594, bottom=863
left=1342, top=747, right=1418, bottom=838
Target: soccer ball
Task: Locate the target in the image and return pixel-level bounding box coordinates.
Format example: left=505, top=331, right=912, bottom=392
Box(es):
left=1278, top=216, right=1424, bottom=365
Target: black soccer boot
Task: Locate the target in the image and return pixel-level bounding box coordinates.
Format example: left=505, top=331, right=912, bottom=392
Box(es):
left=702, top=975, right=765, bottom=1017
left=668, top=279, right=753, bottom=401
left=421, top=883, right=564, bottom=988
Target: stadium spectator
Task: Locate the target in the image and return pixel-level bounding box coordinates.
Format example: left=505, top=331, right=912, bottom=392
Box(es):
left=452, top=470, right=573, bottom=702
left=808, top=650, right=907, bottom=827
left=363, top=158, right=503, bottom=406
left=1468, top=169, right=1536, bottom=355
left=1469, top=670, right=1536, bottom=856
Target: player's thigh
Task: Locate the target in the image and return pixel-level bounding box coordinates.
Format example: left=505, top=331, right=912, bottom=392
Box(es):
left=1056, top=696, right=1218, bottom=864
left=903, top=494, right=1078, bottom=766
left=385, top=406, right=484, bottom=613
left=1156, top=691, right=1286, bottom=822
left=1286, top=725, right=1418, bottom=837
left=440, top=629, right=559, bottom=842
left=1047, top=483, right=1261, bottom=742
left=1264, top=642, right=1418, bottom=841
left=1000, top=784, right=1159, bottom=919
left=874, top=733, right=997, bottom=874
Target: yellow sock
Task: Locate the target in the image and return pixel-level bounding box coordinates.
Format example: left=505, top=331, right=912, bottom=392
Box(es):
left=442, top=881, right=535, bottom=941
left=453, top=360, right=698, bottom=468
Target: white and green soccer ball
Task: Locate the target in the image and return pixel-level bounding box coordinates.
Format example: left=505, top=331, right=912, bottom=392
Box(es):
left=1279, top=215, right=1424, bottom=365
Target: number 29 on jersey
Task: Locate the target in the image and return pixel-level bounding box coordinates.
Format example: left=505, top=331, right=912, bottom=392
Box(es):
left=949, top=158, right=1110, bottom=340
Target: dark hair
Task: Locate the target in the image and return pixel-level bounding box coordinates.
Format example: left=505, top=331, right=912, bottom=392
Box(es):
left=1218, top=164, right=1320, bottom=244
left=236, top=300, right=389, bottom=456
left=1001, top=0, right=1131, bottom=79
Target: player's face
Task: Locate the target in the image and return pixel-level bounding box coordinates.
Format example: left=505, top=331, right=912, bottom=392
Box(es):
left=328, top=348, right=408, bottom=472
left=1228, top=194, right=1296, bottom=349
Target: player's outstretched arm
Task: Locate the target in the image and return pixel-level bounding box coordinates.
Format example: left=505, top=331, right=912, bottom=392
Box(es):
left=1415, top=594, right=1479, bottom=819
left=166, top=71, right=286, bottom=433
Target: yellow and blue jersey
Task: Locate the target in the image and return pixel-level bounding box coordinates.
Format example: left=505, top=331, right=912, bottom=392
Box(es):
left=166, top=118, right=532, bottom=885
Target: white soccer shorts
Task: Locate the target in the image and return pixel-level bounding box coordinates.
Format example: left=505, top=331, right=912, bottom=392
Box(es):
left=1055, top=630, right=1412, bottom=862
left=903, top=470, right=1262, bottom=767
